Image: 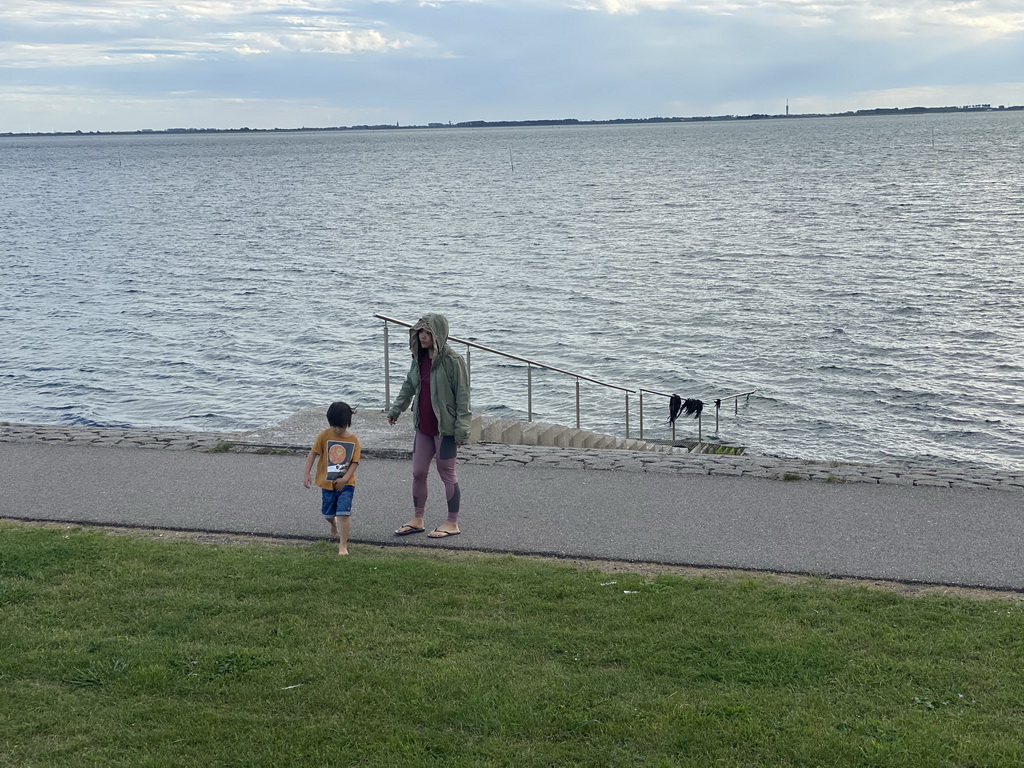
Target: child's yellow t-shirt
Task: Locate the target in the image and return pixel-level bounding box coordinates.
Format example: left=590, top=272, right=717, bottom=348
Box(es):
left=311, top=429, right=361, bottom=490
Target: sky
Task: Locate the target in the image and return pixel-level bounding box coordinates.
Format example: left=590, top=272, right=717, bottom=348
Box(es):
left=2, top=0, right=1023, bottom=133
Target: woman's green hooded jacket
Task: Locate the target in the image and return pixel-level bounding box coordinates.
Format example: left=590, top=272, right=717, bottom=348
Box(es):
left=387, top=314, right=472, bottom=443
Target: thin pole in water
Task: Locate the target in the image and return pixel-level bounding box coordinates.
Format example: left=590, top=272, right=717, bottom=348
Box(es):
left=509, top=148, right=514, bottom=173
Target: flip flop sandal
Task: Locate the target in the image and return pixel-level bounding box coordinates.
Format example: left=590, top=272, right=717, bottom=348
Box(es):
left=428, top=528, right=461, bottom=538
left=394, top=524, right=425, bottom=536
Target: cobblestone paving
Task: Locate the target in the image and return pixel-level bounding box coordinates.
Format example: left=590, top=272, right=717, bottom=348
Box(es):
left=4, top=421, right=1023, bottom=493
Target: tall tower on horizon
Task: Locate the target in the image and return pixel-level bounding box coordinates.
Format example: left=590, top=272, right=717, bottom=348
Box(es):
left=786, top=99, right=789, bottom=116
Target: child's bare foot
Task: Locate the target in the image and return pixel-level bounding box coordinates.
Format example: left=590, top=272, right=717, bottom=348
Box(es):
left=338, top=546, right=349, bottom=556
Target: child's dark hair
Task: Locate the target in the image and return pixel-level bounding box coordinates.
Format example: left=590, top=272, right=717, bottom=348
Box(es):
left=326, top=401, right=353, bottom=429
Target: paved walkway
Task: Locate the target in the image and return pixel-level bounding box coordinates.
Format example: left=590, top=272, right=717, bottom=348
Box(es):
left=7, top=409, right=1024, bottom=491
left=2, top=413, right=1023, bottom=590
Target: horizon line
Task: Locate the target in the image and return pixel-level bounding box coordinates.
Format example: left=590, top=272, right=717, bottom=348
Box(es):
left=3, top=102, right=1020, bottom=138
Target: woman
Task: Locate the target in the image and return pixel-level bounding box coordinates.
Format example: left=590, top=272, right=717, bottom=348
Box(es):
left=387, top=313, right=471, bottom=538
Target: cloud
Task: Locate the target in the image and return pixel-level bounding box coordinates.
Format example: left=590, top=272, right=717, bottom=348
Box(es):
left=220, top=27, right=408, bottom=56
left=216, top=17, right=413, bottom=55
left=0, top=1, right=420, bottom=68
left=2, top=0, right=325, bottom=26
left=2, top=41, right=217, bottom=68
left=578, top=0, right=1024, bottom=42
left=4, top=0, right=1022, bottom=74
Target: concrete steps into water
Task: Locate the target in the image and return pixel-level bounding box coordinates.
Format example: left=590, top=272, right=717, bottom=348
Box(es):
left=227, top=407, right=737, bottom=457
left=472, top=415, right=681, bottom=454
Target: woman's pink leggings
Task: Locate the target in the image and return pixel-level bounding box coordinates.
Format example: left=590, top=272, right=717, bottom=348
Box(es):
left=412, top=432, right=461, bottom=523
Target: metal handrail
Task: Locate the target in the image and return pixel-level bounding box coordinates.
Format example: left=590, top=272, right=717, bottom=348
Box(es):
left=639, top=388, right=755, bottom=442
left=375, top=313, right=635, bottom=435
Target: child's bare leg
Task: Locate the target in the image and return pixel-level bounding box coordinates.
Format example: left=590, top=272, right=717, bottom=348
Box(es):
left=337, top=516, right=351, bottom=556
left=328, top=516, right=339, bottom=540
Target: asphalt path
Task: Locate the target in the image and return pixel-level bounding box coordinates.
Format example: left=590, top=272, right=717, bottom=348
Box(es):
left=3, top=442, right=1023, bottom=590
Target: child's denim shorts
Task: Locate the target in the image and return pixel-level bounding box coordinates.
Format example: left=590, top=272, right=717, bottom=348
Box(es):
left=321, top=485, right=354, bottom=518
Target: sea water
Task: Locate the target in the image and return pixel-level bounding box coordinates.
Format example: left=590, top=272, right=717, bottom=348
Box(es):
left=2, top=113, right=1022, bottom=469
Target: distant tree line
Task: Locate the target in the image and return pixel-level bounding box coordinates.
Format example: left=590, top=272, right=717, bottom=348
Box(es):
left=3, top=104, right=1022, bottom=138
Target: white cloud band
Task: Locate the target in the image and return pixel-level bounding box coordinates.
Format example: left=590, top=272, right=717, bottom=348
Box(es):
left=2, top=0, right=1022, bottom=71
left=0, top=1, right=411, bottom=67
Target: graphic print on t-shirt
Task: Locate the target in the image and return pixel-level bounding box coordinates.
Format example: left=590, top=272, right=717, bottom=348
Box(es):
left=325, top=440, right=355, bottom=481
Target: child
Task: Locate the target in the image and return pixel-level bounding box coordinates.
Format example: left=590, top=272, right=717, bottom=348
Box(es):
left=303, top=402, right=361, bottom=556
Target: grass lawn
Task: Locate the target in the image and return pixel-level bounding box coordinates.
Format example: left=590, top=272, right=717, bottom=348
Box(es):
left=2, top=520, right=1024, bottom=767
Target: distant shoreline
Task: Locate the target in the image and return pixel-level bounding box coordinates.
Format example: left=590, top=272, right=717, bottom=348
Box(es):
left=3, top=103, right=1022, bottom=139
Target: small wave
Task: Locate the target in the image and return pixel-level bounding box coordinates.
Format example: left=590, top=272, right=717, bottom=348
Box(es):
left=818, top=364, right=875, bottom=375
left=478, top=403, right=525, bottom=419
left=58, top=413, right=135, bottom=429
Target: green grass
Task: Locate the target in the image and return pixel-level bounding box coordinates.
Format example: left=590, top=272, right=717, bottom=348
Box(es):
left=3, top=521, right=1024, bottom=767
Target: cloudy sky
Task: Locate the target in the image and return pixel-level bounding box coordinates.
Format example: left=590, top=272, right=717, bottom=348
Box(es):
left=2, top=0, right=1023, bottom=133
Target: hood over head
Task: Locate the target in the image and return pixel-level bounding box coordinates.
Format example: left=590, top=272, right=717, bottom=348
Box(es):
left=409, top=313, right=450, bottom=357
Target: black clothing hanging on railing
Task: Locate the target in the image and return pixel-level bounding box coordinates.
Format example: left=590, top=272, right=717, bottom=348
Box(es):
left=669, top=394, right=703, bottom=423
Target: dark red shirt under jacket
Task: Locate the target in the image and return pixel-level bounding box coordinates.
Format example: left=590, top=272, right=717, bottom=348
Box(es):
left=417, top=355, right=440, bottom=436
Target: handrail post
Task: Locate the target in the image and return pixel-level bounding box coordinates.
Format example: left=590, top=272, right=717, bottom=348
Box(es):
left=575, top=379, right=581, bottom=429
left=624, top=393, right=630, bottom=439
left=698, top=413, right=702, bottom=442
left=383, top=321, right=391, bottom=409
left=527, top=364, right=533, bottom=422
left=638, top=391, right=644, bottom=440
left=465, top=346, right=472, bottom=411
